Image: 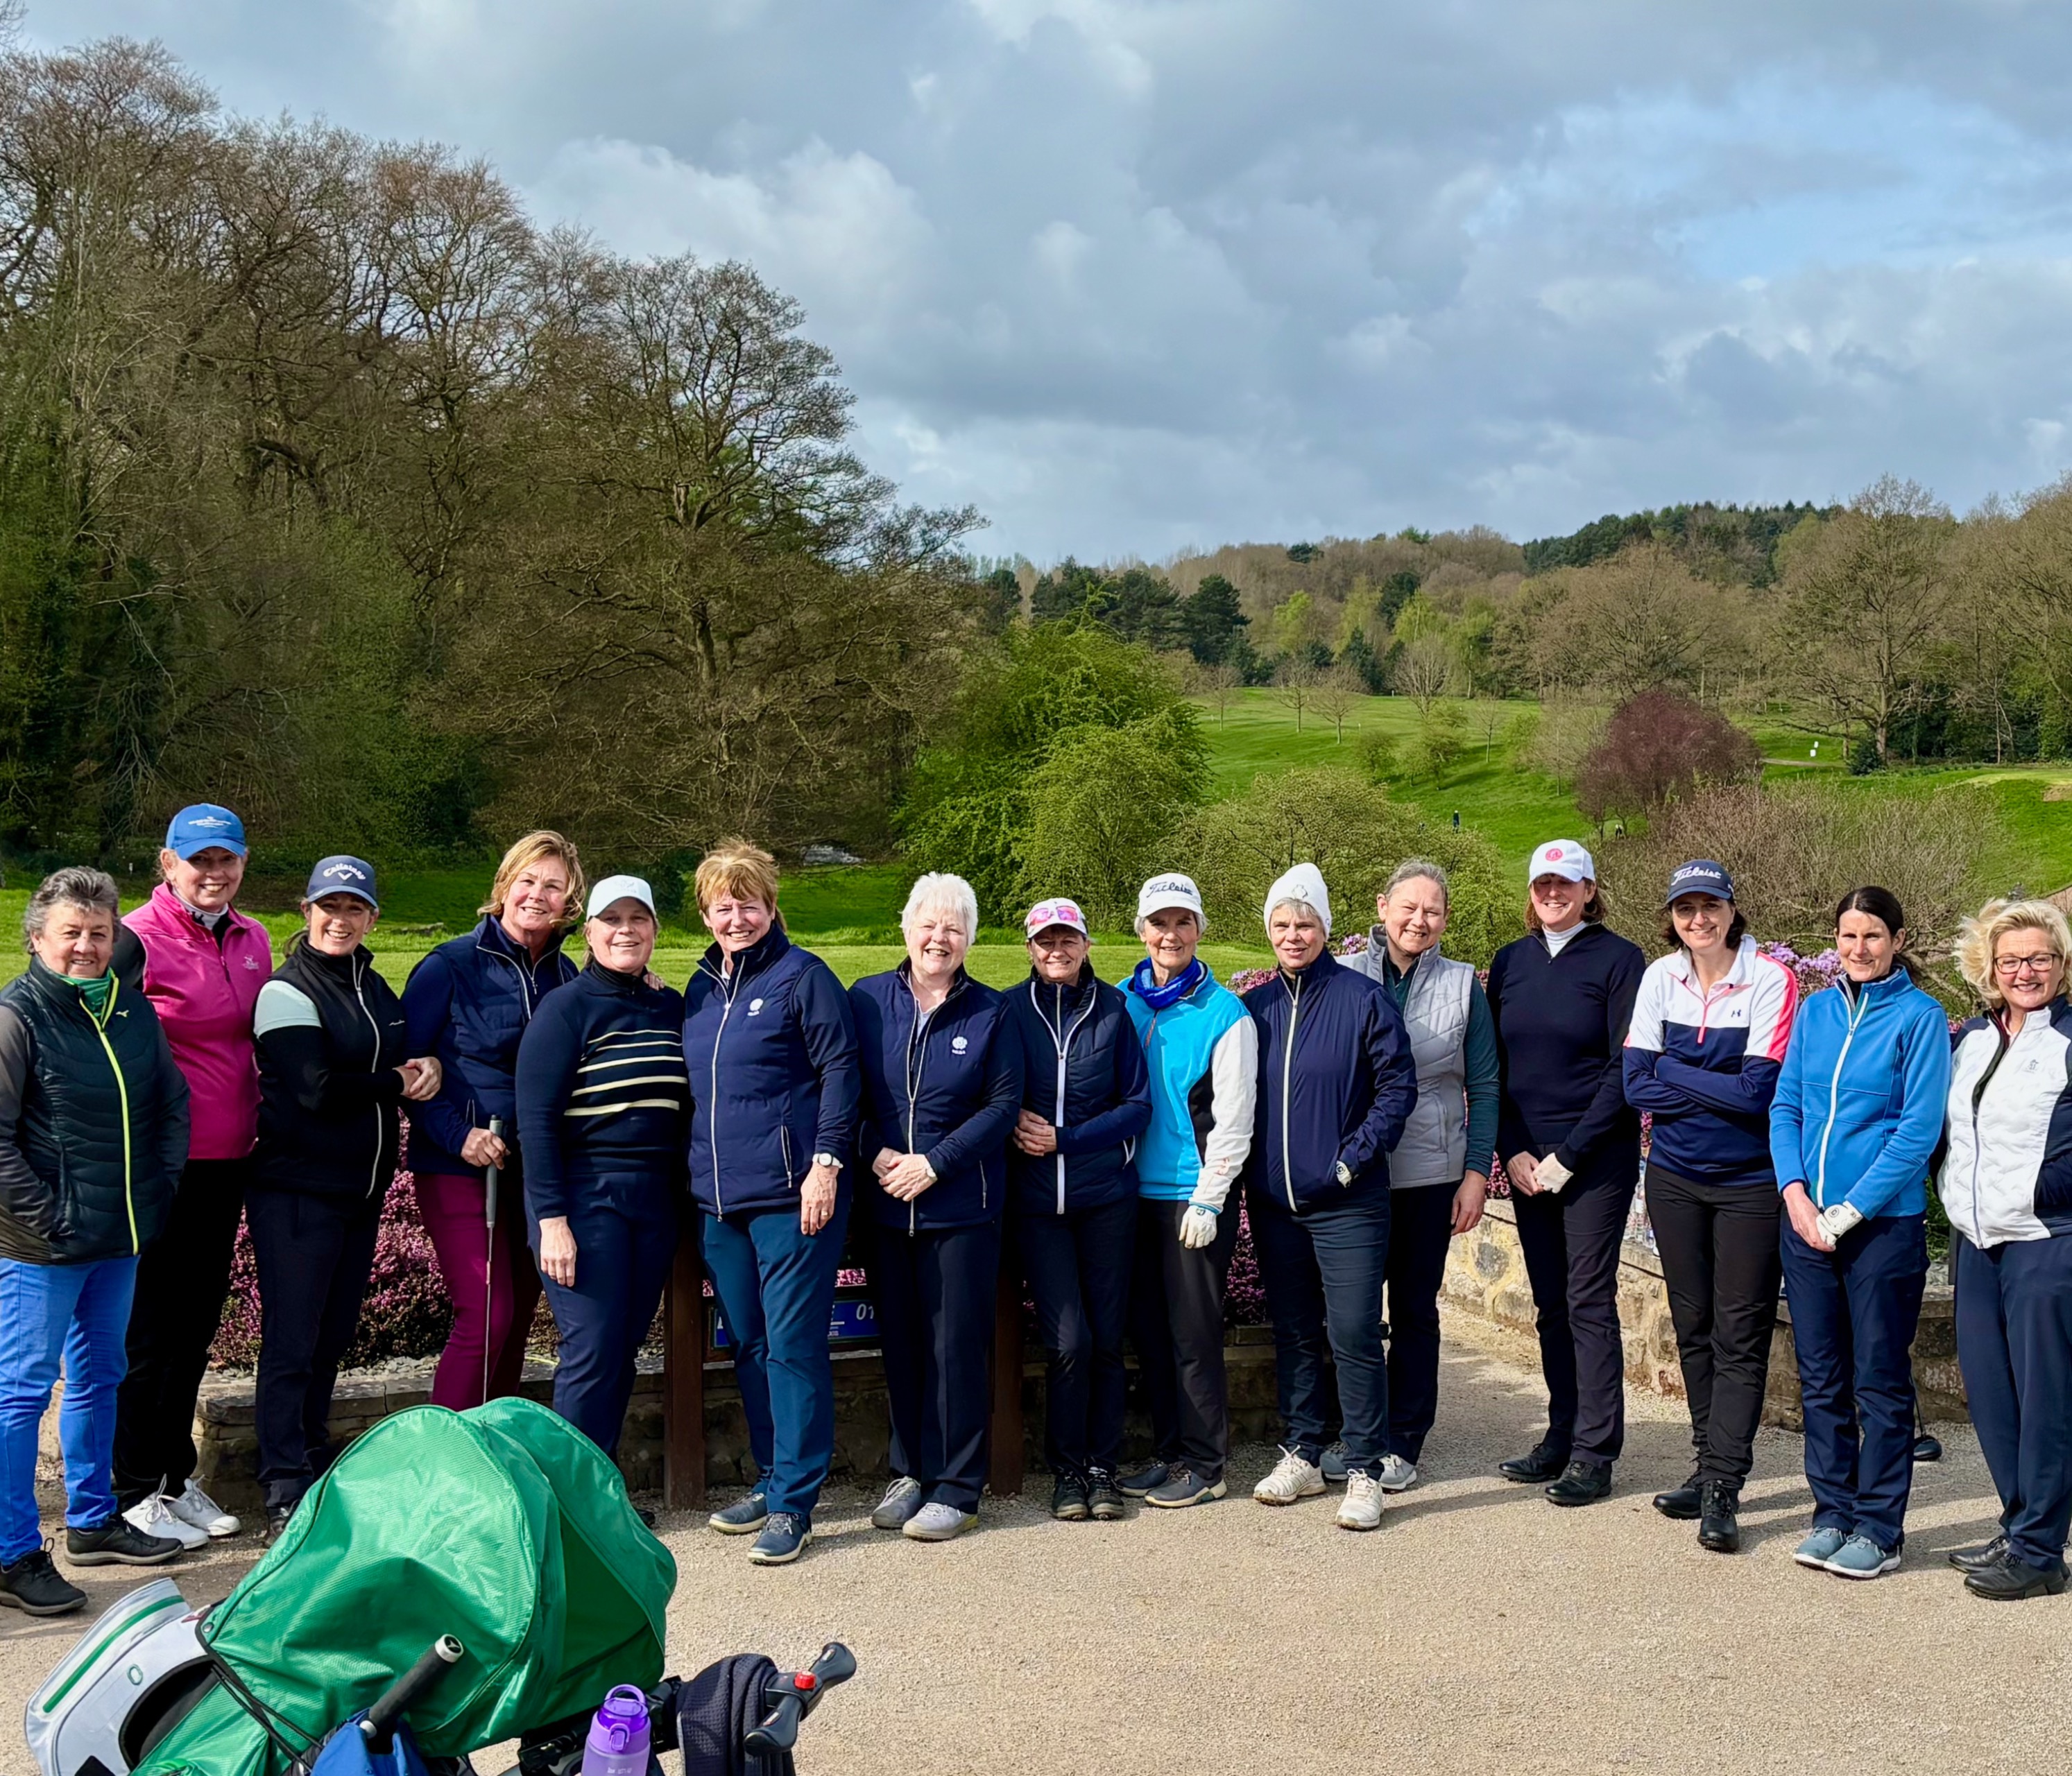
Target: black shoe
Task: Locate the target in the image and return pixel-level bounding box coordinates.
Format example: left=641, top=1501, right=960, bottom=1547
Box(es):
left=65, top=1516, right=182, bottom=1567
left=1050, top=1473, right=1090, bottom=1522
left=0, top=1546, right=85, bottom=1616
left=635, top=1508, right=657, bottom=1530
left=1116, top=1460, right=1169, bottom=1499
left=264, top=1501, right=297, bottom=1544
left=1086, top=1469, right=1126, bottom=1521
left=1948, top=1533, right=2010, bottom=1573
left=1544, top=1460, right=1613, bottom=1507
left=1498, top=1440, right=1570, bottom=1484
left=1964, top=1549, right=2070, bottom=1601
left=1696, top=1481, right=1741, bottom=1553
left=1652, top=1476, right=1703, bottom=1521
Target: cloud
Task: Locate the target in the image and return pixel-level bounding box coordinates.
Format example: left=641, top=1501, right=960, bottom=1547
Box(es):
left=30, top=0, right=2072, bottom=557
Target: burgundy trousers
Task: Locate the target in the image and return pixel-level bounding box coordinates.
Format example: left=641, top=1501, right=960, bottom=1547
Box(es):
left=416, top=1169, right=542, bottom=1410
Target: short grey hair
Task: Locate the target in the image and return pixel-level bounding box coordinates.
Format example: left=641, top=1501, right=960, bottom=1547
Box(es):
left=24, top=867, right=121, bottom=949
left=901, top=872, right=979, bottom=942
left=1382, top=858, right=1450, bottom=908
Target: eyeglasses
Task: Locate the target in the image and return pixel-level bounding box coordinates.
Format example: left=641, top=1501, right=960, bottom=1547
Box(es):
left=1993, top=954, right=2060, bottom=976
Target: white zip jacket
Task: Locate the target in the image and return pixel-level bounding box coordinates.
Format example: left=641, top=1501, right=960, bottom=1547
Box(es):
left=1940, top=1001, right=2072, bottom=1248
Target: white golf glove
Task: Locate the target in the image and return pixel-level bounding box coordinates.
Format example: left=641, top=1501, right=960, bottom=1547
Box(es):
left=1535, top=1153, right=1573, bottom=1196
left=1179, top=1204, right=1219, bottom=1249
left=1818, top=1202, right=1864, bottom=1245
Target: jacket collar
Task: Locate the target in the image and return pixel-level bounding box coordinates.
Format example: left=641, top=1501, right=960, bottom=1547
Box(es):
left=896, top=957, right=970, bottom=1012
left=699, top=922, right=792, bottom=992
left=144, top=881, right=257, bottom=942
left=21, top=954, right=119, bottom=1017
left=477, top=914, right=572, bottom=982
left=583, top=955, right=650, bottom=997
left=1661, top=933, right=1758, bottom=994
left=1026, top=960, right=1097, bottom=1001
left=287, top=934, right=368, bottom=982
left=1277, top=946, right=1342, bottom=990
left=1838, top=965, right=1917, bottom=1010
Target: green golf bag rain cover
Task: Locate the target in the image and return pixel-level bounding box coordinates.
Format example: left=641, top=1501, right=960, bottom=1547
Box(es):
left=137, top=1398, right=675, bottom=1775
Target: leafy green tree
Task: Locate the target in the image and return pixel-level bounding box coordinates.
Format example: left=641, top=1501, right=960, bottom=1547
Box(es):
left=1410, top=702, right=1468, bottom=784
left=1339, top=626, right=1385, bottom=692
left=1091, top=567, right=1185, bottom=650
left=1179, top=766, right=1506, bottom=964
left=1030, top=558, right=1105, bottom=623
left=1016, top=709, right=1208, bottom=929
left=1183, top=573, right=1249, bottom=665
left=974, top=567, right=1021, bottom=632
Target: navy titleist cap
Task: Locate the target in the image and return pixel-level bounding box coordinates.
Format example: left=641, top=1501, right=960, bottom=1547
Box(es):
left=305, top=856, right=379, bottom=908
left=1665, top=859, right=1735, bottom=907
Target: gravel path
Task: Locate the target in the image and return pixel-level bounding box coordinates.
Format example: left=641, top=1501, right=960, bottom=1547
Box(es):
left=7, top=1313, right=2064, bottom=1775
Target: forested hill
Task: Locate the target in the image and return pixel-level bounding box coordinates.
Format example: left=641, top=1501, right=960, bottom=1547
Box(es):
left=1521, top=503, right=1839, bottom=585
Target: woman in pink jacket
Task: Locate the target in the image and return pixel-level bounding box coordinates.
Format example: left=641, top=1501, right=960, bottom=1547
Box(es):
left=110, top=804, right=273, bottom=1546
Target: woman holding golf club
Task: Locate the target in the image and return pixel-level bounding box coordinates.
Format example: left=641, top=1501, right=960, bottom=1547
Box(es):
left=402, top=832, right=585, bottom=1410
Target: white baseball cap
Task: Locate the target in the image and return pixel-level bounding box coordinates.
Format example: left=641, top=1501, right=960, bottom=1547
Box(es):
left=1527, top=840, right=1595, bottom=884
left=1024, top=897, right=1090, bottom=940
left=588, top=874, right=657, bottom=917
left=1136, top=873, right=1207, bottom=932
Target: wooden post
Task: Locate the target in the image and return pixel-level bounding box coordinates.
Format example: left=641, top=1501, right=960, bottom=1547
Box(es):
left=663, top=1234, right=705, bottom=1510
left=988, top=1266, right=1025, bottom=1499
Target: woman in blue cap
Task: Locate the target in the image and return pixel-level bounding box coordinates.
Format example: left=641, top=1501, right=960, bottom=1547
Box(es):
left=1623, top=860, right=1799, bottom=1555
left=248, top=857, right=443, bottom=1537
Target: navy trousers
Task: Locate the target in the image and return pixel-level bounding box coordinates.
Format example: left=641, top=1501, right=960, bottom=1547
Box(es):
left=1129, top=1198, right=1240, bottom=1483
left=1018, top=1196, right=1136, bottom=1478
left=1954, top=1231, right=2072, bottom=1571
left=1384, top=1181, right=1457, bottom=1464
left=700, top=1196, right=850, bottom=1521
left=868, top=1218, right=1002, bottom=1513
left=1510, top=1150, right=1637, bottom=1465
left=1779, top=1211, right=1926, bottom=1550
left=247, top=1189, right=382, bottom=1512
left=1251, top=1186, right=1391, bottom=1477
left=535, top=1198, right=678, bottom=1457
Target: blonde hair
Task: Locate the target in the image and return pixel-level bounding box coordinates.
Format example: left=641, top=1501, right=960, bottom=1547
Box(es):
left=694, top=838, right=780, bottom=913
left=481, top=831, right=586, bottom=932
left=1954, top=897, right=2072, bottom=1010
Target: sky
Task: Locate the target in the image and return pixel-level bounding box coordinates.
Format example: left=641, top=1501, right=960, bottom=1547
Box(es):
left=29, top=1, right=2072, bottom=563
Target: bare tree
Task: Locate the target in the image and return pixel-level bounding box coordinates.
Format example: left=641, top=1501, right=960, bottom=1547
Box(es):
left=1471, top=697, right=1509, bottom=764
left=1192, top=661, right=1241, bottom=725
left=1394, top=636, right=1457, bottom=716
left=1271, top=655, right=1319, bottom=732
left=1310, top=666, right=1361, bottom=741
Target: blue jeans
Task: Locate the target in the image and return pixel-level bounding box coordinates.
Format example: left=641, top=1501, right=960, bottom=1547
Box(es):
left=0, top=1257, right=138, bottom=1563
left=700, top=1196, right=850, bottom=1520
left=1955, top=1231, right=2072, bottom=1571
left=1779, top=1212, right=1926, bottom=1549
left=1251, top=1186, right=1391, bottom=1476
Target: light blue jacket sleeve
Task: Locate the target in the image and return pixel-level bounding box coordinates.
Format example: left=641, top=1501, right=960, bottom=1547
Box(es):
left=1767, top=1002, right=1811, bottom=1191
left=1841, top=994, right=1954, bottom=1220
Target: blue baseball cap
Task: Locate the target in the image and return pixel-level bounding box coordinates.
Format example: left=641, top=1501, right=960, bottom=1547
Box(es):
left=165, top=804, right=247, bottom=859
left=1665, top=859, right=1735, bottom=906
left=305, top=856, right=379, bottom=909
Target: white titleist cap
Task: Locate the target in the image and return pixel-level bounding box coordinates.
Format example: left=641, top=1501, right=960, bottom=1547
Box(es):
left=1136, top=873, right=1207, bottom=932
left=1527, top=840, right=1595, bottom=884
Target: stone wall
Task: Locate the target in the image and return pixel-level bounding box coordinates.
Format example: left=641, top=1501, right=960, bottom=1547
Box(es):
left=1441, top=1197, right=1965, bottom=1426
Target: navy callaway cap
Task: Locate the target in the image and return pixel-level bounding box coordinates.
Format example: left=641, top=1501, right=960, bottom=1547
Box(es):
left=305, top=856, right=379, bottom=908
left=165, top=804, right=247, bottom=859
left=1665, top=859, right=1735, bottom=906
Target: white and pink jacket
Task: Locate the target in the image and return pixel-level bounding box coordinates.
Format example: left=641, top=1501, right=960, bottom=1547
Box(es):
left=125, top=883, right=273, bottom=1160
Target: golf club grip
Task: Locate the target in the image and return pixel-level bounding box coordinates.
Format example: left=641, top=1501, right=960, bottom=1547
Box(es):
left=362, top=1635, right=463, bottom=1750
left=484, top=1117, right=505, bottom=1228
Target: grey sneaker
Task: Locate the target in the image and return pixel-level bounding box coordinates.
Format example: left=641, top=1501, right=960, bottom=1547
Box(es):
left=1825, top=1534, right=1902, bottom=1580
left=902, top=1502, right=977, bottom=1542
left=1793, top=1526, right=1849, bottom=1569
left=708, top=1492, right=769, bottom=1535
left=1377, top=1454, right=1417, bottom=1493
left=1320, top=1440, right=1348, bottom=1484
left=871, top=1476, right=925, bottom=1531
left=1145, top=1465, right=1226, bottom=1508
left=1116, top=1460, right=1169, bottom=1498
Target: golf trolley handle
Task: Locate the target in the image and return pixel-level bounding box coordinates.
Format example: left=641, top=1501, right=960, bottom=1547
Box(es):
left=361, top=1635, right=464, bottom=1753
left=744, top=1641, right=857, bottom=1757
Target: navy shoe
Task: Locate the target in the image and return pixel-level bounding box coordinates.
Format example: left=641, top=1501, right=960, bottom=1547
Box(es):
left=708, top=1492, right=769, bottom=1535
left=1319, top=1441, right=1349, bottom=1485
left=1116, top=1461, right=1169, bottom=1499
left=747, top=1513, right=811, bottom=1566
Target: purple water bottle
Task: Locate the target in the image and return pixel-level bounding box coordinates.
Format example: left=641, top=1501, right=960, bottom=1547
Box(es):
left=581, top=1686, right=651, bottom=1776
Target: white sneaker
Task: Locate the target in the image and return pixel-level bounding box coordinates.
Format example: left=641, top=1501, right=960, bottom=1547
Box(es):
left=1378, top=1454, right=1418, bottom=1493
left=1337, top=1472, right=1384, bottom=1531
left=901, top=1502, right=977, bottom=1542
left=123, top=1492, right=208, bottom=1551
left=170, top=1481, right=240, bottom=1540
left=1253, top=1447, right=1326, bottom=1506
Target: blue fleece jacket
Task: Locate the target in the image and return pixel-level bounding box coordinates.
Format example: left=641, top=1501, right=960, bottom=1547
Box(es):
left=402, top=917, right=579, bottom=1178
left=1242, top=947, right=1419, bottom=1213
left=850, top=965, right=1022, bottom=1231
left=1769, top=967, right=1952, bottom=1220
left=682, top=925, right=861, bottom=1218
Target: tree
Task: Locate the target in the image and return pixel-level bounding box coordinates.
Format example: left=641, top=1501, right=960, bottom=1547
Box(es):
left=1183, top=572, right=1249, bottom=665
left=1780, top=476, right=1955, bottom=767
left=1016, top=709, right=1208, bottom=929
left=1029, top=557, right=1104, bottom=623
left=1090, top=566, right=1185, bottom=650
left=1193, top=661, right=1241, bottom=725
left=1271, top=592, right=1319, bottom=657
left=1339, top=626, right=1385, bottom=692
left=1471, top=698, right=1511, bottom=764
left=1574, top=690, right=1762, bottom=827
left=1355, top=727, right=1396, bottom=784
left=1179, top=766, right=1507, bottom=965
left=1310, top=666, right=1362, bottom=741
left=1394, top=635, right=1458, bottom=714
left=974, top=567, right=1021, bottom=632
left=1411, top=701, right=1467, bottom=784
left=1271, top=654, right=1319, bottom=732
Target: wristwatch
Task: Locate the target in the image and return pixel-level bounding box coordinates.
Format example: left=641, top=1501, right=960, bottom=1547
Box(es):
left=813, top=1152, right=842, bottom=1171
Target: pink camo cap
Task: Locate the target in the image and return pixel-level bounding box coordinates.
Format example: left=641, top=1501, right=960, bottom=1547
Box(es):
left=1025, top=897, right=1090, bottom=940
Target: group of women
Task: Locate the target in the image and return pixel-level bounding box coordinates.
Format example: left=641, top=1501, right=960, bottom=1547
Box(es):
left=0, top=809, right=2065, bottom=1616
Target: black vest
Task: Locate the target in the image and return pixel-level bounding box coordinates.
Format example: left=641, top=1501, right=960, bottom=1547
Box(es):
left=0, top=959, right=185, bottom=1264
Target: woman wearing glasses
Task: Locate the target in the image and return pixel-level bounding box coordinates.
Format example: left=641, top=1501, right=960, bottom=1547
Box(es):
left=1937, top=898, right=2072, bottom=1601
